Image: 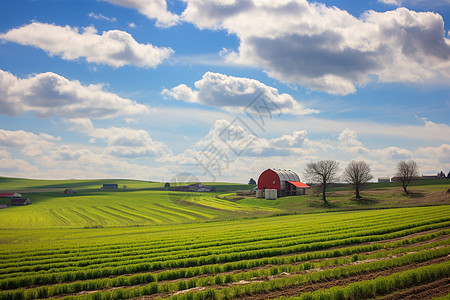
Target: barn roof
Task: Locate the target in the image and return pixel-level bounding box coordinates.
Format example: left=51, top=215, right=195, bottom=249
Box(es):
left=270, top=169, right=300, bottom=182
left=0, top=193, right=22, bottom=198
left=288, top=181, right=310, bottom=188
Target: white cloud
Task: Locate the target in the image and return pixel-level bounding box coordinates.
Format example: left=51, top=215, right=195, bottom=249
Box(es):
left=378, top=0, right=403, bottom=5
left=0, top=22, right=173, bottom=68
left=103, top=0, right=179, bottom=27
left=182, top=1, right=450, bottom=95
left=0, top=69, right=149, bottom=119
left=416, top=144, right=450, bottom=162
left=0, top=127, right=174, bottom=179
left=0, top=129, right=61, bottom=158
left=65, top=119, right=170, bottom=158
left=337, top=128, right=368, bottom=154
left=271, top=130, right=307, bottom=148
left=0, top=158, right=38, bottom=174
left=88, top=12, right=117, bottom=22
left=162, top=72, right=318, bottom=115
left=0, top=149, right=11, bottom=158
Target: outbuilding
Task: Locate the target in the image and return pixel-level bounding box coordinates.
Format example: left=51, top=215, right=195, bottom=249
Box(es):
left=257, top=168, right=310, bottom=197
left=11, top=198, right=31, bottom=205
left=101, top=184, right=118, bottom=189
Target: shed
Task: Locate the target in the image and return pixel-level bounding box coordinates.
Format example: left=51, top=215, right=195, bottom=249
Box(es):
left=102, top=184, right=118, bottom=189
left=11, top=198, right=31, bottom=205
left=257, top=168, right=310, bottom=197
left=378, top=177, right=390, bottom=183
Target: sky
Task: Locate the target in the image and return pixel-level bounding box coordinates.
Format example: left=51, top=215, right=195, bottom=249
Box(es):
left=0, top=0, right=449, bottom=184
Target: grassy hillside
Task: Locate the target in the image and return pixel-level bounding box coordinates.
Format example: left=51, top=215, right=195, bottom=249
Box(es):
left=0, top=177, right=449, bottom=229
left=0, top=177, right=272, bottom=229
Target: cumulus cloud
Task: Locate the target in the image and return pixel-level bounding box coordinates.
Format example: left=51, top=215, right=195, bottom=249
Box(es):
left=182, top=1, right=450, bottom=95
left=65, top=119, right=170, bottom=158
left=0, top=127, right=174, bottom=179
left=0, top=149, right=11, bottom=158
left=0, top=129, right=61, bottom=157
left=103, top=0, right=179, bottom=27
left=271, top=130, right=307, bottom=148
left=0, top=69, right=149, bottom=119
left=416, top=144, right=450, bottom=161
left=162, top=72, right=318, bottom=115
left=0, top=22, right=173, bottom=68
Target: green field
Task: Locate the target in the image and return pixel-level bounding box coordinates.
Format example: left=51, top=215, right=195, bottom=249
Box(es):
left=0, top=177, right=274, bottom=229
left=0, top=177, right=449, bottom=299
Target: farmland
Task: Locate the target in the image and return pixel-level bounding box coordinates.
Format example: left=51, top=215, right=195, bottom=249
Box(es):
left=0, top=177, right=449, bottom=299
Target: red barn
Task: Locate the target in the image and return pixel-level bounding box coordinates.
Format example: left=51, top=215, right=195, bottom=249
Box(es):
left=257, top=168, right=310, bottom=197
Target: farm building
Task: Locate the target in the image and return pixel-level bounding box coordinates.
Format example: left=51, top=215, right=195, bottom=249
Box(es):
left=101, top=184, right=118, bottom=189
left=257, top=168, right=310, bottom=198
left=11, top=198, right=31, bottom=205
left=378, top=177, right=390, bottom=183
left=63, top=189, right=76, bottom=194
left=176, top=183, right=216, bottom=192
left=0, top=193, right=22, bottom=198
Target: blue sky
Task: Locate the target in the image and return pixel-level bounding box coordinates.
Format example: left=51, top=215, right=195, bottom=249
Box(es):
left=0, top=0, right=449, bottom=183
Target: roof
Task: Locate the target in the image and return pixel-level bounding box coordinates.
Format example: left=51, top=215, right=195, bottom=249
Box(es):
left=270, top=168, right=300, bottom=182
left=287, top=181, right=310, bottom=188
left=0, top=193, right=22, bottom=198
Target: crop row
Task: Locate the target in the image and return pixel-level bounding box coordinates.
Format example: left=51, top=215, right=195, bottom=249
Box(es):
left=9, top=244, right=444, bottom=300
left=2, top=233, right=447, bottom=299
left=166, top=250, right=450, bottom=300
left=2, top=214, right=448, bottom=278
left=1, top=206, right=445, bottom=263
left=1, top=219, right=448, bottom=290
left=276, top=262, right=449, bottom=300
left=0, top=212, right=416, bottom=263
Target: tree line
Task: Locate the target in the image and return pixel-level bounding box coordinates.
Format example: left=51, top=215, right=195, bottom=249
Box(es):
left=304, top=160, right=419, bottom=207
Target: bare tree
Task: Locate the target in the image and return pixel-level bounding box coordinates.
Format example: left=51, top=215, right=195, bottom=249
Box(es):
left=304, top=160, right=340, bottom=207
left=395, top=160, right=419, bottom=195
left=343, top=161, right=373, bottom=199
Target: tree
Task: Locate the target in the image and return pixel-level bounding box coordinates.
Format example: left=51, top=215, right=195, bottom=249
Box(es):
left=342, top=161, right=373, bottom=199
left=304, top=160, right=340, bottom=207
left=248, top=178, right=256, bottom=185
left=395, top=160, right=419, bottom=195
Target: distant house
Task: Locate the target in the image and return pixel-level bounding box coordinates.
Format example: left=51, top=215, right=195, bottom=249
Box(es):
left=421, top=175, right=439, bottom=180
left=378, top=177, right=390, bottom=183
left=176, top=183, right=216, bottom=192
left=0, top=193, right=22, bottom=198
left=11, top=198, right=31, bottom=205
left=102, top=184, right=118, bottom=189
left=63, top=189, right=76, bottom=194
